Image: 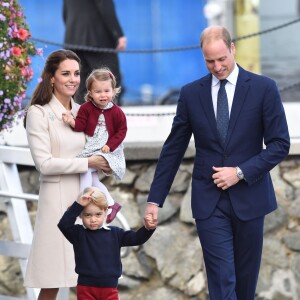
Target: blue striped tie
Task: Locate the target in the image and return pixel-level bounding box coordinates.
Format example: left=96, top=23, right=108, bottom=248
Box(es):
left=217, top=79, right=229, bottom=145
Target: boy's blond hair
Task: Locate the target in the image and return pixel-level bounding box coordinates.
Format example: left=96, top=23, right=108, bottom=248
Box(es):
left=78, top=187, right=109, bottom=210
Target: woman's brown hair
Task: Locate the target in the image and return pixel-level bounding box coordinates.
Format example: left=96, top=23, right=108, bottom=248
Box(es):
left=24, top=49, right=80, bottom=127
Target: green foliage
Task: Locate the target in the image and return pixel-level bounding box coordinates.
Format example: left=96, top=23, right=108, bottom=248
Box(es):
left=0, top=0, right=41, bottom=131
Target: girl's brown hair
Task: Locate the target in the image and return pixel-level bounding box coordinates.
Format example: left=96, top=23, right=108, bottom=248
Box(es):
left=84, top=68, right=121, bottom=102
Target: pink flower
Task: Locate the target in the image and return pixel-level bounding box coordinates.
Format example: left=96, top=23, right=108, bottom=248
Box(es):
left=11, top=46, right=22, bottom=56
left=26, top=67, right=33, bottom=80
left=1, top=0, right=41, bottom=131
left=36, top=48, right=44, bottom=58
left=17, top=28, right=29, bottom=40
left=20, top=66, right=28, bottom=76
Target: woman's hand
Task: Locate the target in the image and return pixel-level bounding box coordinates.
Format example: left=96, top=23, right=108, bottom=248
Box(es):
left=88, top=156, right=112, bottom=174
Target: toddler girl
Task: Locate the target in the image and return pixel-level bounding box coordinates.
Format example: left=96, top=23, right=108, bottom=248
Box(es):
left=63, top=68, right=127, bottom=223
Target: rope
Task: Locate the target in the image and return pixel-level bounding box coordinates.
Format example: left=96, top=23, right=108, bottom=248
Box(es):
left=28, top=16, right=300, bottom=110
left=279, top=81, right=300, bottom=93
left=233, top=17, right=300, bottom=42
left=125, top=80, right=300, bottom=117
left=126, top=81, right=300, bottom=117
left=30, top=39, right=199, bottom=54
left=30, top=18, right=300, bottom=54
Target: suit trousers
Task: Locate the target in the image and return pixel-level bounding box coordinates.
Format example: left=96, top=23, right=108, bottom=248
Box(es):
left=196, top=191, right=264, bottom=300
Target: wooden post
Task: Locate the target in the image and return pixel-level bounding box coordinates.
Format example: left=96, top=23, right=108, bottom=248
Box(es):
left=234, top=0, right=261, bottom=74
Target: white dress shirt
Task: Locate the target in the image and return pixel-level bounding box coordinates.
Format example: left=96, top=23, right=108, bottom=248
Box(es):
left=211, top=63, right=239, bottom=118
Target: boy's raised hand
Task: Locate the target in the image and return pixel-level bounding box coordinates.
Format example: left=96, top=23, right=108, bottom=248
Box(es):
left=78, top=191, right=94, bottom=207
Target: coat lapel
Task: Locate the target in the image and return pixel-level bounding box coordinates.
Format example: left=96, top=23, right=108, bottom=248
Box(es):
left=48, top=96, right=79, bottom=119
left=199, top=75, right=220, bottom=139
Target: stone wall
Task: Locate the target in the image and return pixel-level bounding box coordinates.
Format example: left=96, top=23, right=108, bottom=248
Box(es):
left=0, top=152, right=300, bottom=300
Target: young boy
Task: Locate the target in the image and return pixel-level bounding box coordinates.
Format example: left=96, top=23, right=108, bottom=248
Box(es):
left=58, top=187, right=156, bottom=300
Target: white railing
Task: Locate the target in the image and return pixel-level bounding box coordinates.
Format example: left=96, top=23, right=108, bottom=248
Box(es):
left=0, top=145, right=130, bottom=300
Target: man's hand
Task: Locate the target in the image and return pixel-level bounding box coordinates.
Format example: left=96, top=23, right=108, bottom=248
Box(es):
left=212, top=166, right=239, bottom=190
left=116, top=36, right=127, bottom=51
left=144, top=203, right=159, bottom=230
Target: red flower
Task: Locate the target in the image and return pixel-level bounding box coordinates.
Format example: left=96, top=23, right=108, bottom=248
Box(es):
left=17, top=28, right=30, bottom=40
left=1, top=0, right=40, bottom=132
left=11, top=46, right=22, bottom=56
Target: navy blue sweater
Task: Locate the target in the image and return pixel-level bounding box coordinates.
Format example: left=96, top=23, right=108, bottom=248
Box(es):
left=57, top=202, right=155, bottom=287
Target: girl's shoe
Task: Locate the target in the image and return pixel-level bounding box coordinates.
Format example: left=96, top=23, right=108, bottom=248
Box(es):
left=106, top=202, right=122, bottom=224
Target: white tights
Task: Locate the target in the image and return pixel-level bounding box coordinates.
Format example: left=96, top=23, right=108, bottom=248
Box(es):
left=80, top=168, right=114, bottom=207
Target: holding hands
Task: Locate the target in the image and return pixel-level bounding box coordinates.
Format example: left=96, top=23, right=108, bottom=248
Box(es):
left=144, top=203, right=159, bottom=230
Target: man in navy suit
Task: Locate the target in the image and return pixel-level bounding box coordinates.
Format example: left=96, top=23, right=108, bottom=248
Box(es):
left=144, top=26, right=290, bottom=300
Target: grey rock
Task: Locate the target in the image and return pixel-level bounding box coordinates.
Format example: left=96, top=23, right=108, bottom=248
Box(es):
left=264, top=205, right=288, bottom=233
left=179, top=181, right=194, bottom=224
left=283, top=232, right=300, bottom=251
left=134, top=164, right=156, bottom=192
left=2, top=151, right=300, bottom=299
left=282, top=166, right=300, bottom=189
left=262, top=238, right=289, bottom=269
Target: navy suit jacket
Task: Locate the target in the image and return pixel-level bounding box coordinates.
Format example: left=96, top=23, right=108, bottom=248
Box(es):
left=148, top=66, right=290, bottom=221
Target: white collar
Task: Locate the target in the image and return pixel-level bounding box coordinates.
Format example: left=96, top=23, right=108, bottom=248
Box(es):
left=91, top=101, right=114, bottom=110
left=82, top=224, right=111, bottom=230
left=212, top=63, right=239, bottom=87
left=102, top=224, right=111, bottom=230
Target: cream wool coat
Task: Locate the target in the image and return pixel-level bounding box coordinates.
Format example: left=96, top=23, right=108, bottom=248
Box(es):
left=24, top=96, right=88, bottom=288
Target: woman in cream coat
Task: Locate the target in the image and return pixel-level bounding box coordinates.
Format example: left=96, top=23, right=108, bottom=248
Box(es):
left=24, top=50, right=112, bottom=300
